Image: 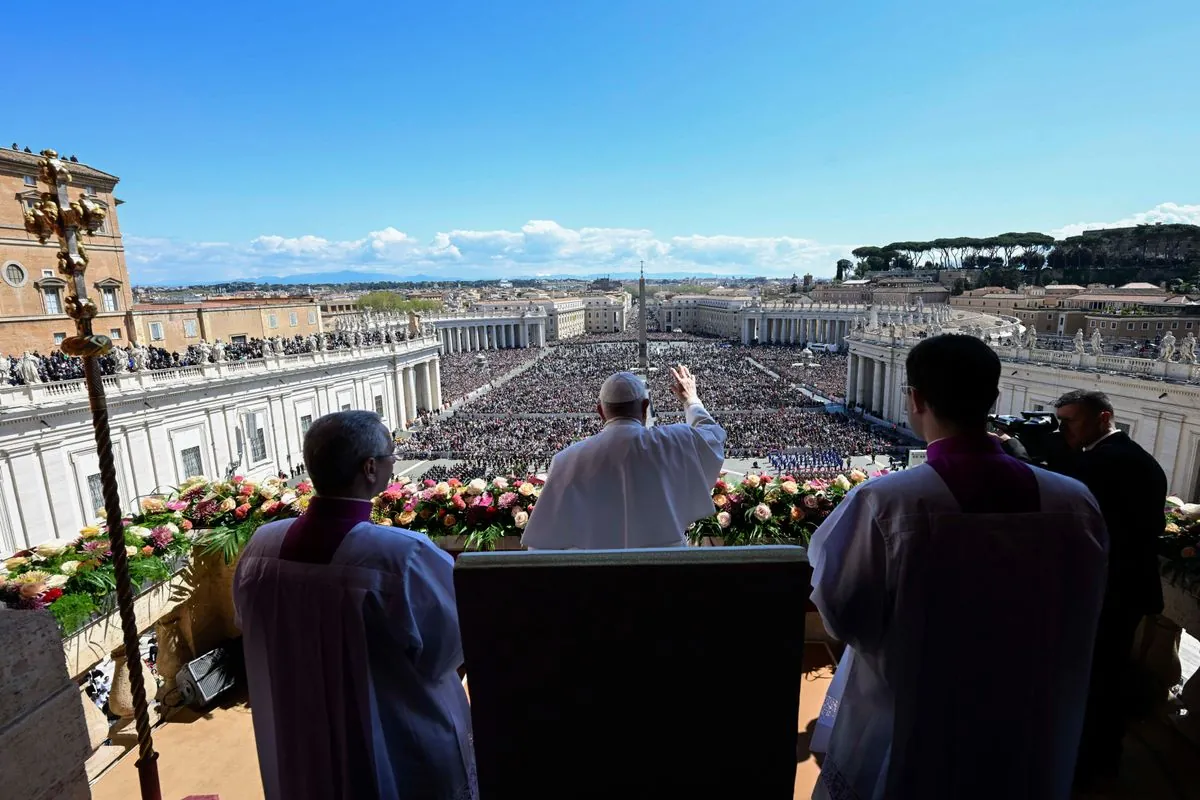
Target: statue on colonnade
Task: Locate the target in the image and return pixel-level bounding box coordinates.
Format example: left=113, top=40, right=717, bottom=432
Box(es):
left=1090, top=329, right=1103, bottom=355
left=109, top=343, right=128, bottom=373
left=131, top=344, right=149, bottom=372
left=1180, top=332, right=1197, bottom=364
left=213, top=339, right=227, bottom=362
left=1073, top=329, right=1085, bottom=355
left=1158, top=331, right=1176, bottom=362
left=1024, top=326, right=1038, bottom=350
left=18, top=352, right=41, bottom=384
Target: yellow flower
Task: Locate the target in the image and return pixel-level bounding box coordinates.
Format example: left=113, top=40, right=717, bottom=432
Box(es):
left=4, top=556, right=29, bottom=571
left=80, top=525, right=102, bottom=539
left=848, top=469, right=868, bottom=484
left=1165, top=522, right=1181, bottom=534
left=743, top=474, right=761, bottom=489
left=780, top=480, right=799, bottom=495
left=398, top=510, right=417, bottom=526
left=518, top=482, right=536, bottom=497
left=833, top=475, right=853, bottom=492
left=378, top=518, right=393, bottom=526
left=713, top=494, right=728, bottom=508
left=46, top=574, right=69, bottom=589
left=443, top=514, right=457, bottom=527
left=60, top=560, right=81, bottom=575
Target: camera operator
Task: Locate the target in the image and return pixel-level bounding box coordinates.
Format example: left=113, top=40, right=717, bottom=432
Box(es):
left=1041, top=390, right=1167, bottom=790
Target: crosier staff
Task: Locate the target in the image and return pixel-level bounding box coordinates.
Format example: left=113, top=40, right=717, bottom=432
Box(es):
left=24, top=149, right=162, bottom=800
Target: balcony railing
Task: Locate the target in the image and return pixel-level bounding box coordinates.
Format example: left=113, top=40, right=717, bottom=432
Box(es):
left=0, top=334, right=441, bottom=408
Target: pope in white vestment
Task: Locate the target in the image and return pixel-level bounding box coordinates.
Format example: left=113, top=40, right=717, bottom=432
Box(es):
left=521, top=366, right=726, bottom=549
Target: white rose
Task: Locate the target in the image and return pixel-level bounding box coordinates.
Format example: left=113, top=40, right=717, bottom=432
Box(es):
left=280, top=492, right=297, bottom=506
left=833, top=475, right=853, bottom=492
left=125, top=526, right=151, bottom=543
left=34, top=540, right=70, bottom=557
left=491, top=477, right=509, bottom=491
left=164, top=523, right=180, bottom=535
left=467, top=478, right=488, bottom=496
left=46, top=574, right=69, bottom=589
left=126, top=546, right=138, bottom=557
left=518, top=482, right=535, bottom=497
left=259, top=485, right=279, bottom=500
left=1179, top=503, right=1200, bottom=522
left=743, top=474, right=761, bottom=489
left=60, top=560, right=81, bottom=575
left=779, top=480, right=799, bottom=495
left=513, top=511, right=529, bottom=529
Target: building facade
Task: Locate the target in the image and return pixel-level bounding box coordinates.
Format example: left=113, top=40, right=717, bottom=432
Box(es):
left=1, top=149, right=131, bottom=354
left=582, top=294, right=629, bottom=333
left=0, top=336, right=443, bottom=550
left=131, top=298, right=324, bottom=352
left=846, top=330, right=1200, bottom=499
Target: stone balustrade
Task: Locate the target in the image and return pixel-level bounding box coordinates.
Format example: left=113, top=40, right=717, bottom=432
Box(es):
left=849, top=328, right=1200, bottom=383
left=0, top=334, right=441, bottom=409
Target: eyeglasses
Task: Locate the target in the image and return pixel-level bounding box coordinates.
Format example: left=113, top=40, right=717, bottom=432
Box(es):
left=371, top=444, right=402, bottom=460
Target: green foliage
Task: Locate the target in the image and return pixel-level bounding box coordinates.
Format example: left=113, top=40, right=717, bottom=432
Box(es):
left=464, top=524, right=506, bottom=552
left=197, top=521, right=258, bottom=565
left=128, top=556, right=171, bottom=588
left=48, top=593, right=98, bottom=635
left=356, top=292, right=443, bottom=313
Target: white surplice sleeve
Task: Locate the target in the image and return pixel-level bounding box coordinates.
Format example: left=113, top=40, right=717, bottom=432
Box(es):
left=807, top=486, right=890, bottom=651
left=398, top=541, right=465, bottom=681
left=677, top=401, right=727, bottom=518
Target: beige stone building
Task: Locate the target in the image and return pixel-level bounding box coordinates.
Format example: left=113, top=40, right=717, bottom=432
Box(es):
left=582, top=294, right=629, bottom=333
left=0, top=149, right=131, bottom=354
left=132, top=297, right=324, bottom=352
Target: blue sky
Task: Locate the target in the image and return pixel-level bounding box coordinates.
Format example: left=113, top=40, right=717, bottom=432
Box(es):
left=4, top=0, right=1198, bottom=283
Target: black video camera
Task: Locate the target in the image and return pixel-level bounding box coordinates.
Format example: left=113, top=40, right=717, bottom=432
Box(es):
left=988, top=411, right=1060, bottom=463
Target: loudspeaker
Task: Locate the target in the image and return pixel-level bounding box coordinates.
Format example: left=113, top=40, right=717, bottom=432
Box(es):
left=175, top=638, right=244, bottom=708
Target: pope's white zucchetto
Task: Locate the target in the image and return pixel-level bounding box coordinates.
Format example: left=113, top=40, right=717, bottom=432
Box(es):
left=599, top=372, right=649, bottom=405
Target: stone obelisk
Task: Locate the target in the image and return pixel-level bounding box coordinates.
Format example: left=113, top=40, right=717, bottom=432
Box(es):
left=638, top=260, right=648, bottom=370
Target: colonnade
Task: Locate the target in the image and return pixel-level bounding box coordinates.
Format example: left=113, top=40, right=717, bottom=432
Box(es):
left=845, top=350, right=904, bottom=423
left=436, top=320, right=547, bottom=353
left=743, top=316, right=853, bottom=346
left=398, top=357, right=442, bottom=422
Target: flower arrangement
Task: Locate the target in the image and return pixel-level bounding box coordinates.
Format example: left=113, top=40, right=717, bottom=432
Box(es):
left=185, top=475, right=311, bottom=563
left=1162, top=497, right=1200, bottom=591
left=687, top=469, right=873, bottom=546
left=1, top=510, right=193, bottom=634
left=371, top=474, right=541, bottom=552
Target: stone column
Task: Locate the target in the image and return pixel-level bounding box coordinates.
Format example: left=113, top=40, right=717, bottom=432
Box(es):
left=881, top=359, right=894, bottom=420
left=404, top=367, right=418, bottom=421
left=520, top=324, right=529, bottom=348
left=846, top=353, right=858, bottom=404
left=431, top=357, right=442, bottom=409
left=424, top=362, right=439, bottom=412
left=872, top=360, right=885, bottom=414
left=393, top=362, right=408, bottom=430
left=856, top=355, right=869, bottom=408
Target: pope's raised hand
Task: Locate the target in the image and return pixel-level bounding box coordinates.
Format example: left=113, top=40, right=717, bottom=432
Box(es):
left=670, top=364, right=700, bottom=405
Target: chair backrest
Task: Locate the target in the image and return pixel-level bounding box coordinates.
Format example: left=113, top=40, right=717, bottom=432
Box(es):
left=455, top=546, right=812, bottom=800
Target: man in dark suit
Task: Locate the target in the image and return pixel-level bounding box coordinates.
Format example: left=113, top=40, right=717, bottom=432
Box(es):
left=1048, top=389, right=1167, bottom=789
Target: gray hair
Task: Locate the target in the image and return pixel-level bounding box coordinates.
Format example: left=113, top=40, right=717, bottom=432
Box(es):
left=601, top=398, right=647, bottom=421
left=303, top=410, right=392, bottom=495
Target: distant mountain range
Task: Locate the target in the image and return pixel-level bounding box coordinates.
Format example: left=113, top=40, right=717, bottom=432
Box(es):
left=142, top=269, right=753, bottom=287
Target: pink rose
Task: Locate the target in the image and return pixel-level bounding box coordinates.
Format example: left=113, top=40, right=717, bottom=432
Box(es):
left=451, top=494, right=467, bottom=510
left=753, top=503, right=772, bottom=522
left=234, top=503, right=251, bottom=520
left=717, top=511, right=732, bottom=528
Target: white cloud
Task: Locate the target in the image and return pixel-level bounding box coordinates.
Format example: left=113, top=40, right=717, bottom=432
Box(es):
left=1050, top=203, right=1200, bottom=239
left=125, top=220, right=853, bottom=285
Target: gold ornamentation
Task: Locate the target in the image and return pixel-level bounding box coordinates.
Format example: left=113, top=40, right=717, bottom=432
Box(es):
left=61, top=334, right=112, bottom=357
left=22, top=194, right=60, bottom=243
left=66, top=296, right=98, bottom=320
left=57, top=249, right=89, bottom=275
